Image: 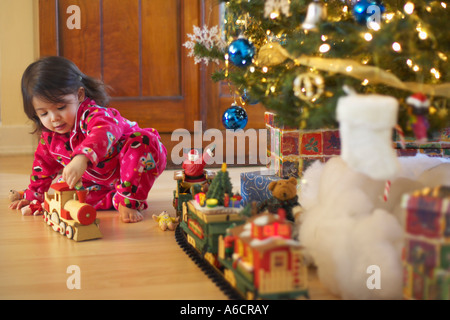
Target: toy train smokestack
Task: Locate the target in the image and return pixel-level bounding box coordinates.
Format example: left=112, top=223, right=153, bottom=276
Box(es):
left=76, top=190, right=87, bottom=203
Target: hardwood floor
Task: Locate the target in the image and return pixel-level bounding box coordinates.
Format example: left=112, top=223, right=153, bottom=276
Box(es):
left=0, top=155, right=338, bottom=300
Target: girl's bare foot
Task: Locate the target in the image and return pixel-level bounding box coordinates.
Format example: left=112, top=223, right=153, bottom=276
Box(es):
left=118, top=204, right=144, bottom=223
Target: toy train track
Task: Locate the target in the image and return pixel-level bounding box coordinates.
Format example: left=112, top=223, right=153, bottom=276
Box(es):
left=175, top=225, right=243, bottom=300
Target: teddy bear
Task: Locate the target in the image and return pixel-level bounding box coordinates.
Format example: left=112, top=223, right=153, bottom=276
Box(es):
left=257, top=177, right=300, bottom=222
left=152, top=211, right=180, bottom=231
left=8, top=189, right=24, bottom=202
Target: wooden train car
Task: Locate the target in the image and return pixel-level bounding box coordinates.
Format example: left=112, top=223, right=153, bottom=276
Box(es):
left=42, top=182, right=102, bottom=241
left=172, top=169, right=215, bottom=217
left=174, top=164, right=309, bottom=299
left=218, top=211, right=309, bottom=300
left=180, top=199, right=246, bottom=266
left=177, top=200, right=309, bottom=299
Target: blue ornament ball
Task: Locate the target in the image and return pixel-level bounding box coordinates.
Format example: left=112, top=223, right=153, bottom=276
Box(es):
left=227, top=38, right=255, bottom=67
left=222, top=104, right=248, bottom=130
left=352, top=0, right=385, bottom=25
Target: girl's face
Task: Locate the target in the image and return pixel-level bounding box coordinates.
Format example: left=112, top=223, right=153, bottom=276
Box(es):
left=33, top=88, right=84, bottom=134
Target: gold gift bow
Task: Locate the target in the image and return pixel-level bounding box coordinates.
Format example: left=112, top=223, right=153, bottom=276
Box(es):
left=256, top=42, right=450, bottom=99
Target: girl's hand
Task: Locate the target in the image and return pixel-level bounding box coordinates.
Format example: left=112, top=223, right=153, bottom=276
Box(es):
left=9, top=199, right=30, bottom=210
left=62, top=155, right=89, bottom=189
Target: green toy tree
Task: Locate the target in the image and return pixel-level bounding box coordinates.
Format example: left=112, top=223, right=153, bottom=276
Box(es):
left=206, top=163, right=233, bottom=206
left=184, top=0, right=449, bottom=138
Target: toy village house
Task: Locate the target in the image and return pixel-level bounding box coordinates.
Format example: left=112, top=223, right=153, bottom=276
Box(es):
left=218, top=209, right=308, bottom=299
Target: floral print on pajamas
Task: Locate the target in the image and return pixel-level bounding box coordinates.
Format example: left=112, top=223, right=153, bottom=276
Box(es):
left=24, top=98, right=167, bottom=211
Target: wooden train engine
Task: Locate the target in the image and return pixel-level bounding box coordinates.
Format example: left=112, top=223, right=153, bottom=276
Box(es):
left=43, top=182, right=102, bottom=241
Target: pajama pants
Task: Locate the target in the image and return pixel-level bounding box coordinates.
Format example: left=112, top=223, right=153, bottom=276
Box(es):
left=82, top=128, right=167, bottom=211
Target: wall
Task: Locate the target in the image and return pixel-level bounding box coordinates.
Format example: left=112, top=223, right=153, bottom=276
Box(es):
left=0, top=0, right=39, bottom=155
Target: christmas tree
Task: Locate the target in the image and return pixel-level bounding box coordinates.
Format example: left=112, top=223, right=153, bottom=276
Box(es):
left=206, top=163, right=233, bottom=205
left=184, top=0, right=449, bottom=139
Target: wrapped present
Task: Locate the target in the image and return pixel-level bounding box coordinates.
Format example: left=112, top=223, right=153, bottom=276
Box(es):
left=403, top=186, right=450, bottom=239
left=265, top=112, right=340, bottom=178
left=240, top=170, right=282, bottom=206
left=195, top=192, right=206, bottom=206
left=403, top=265, right=450, bottom=300
left=401, top=185, right=450, bottom=300
left=230, top=195, right=242, bottom=208
left=393, top=126, right=450, bottom=158
left=266, top=111, right=450, bottom=178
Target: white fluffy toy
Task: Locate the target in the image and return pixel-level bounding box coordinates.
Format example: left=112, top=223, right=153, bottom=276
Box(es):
left=297, top=91, right=450, bottom=300
left=298, top=155, right=450, bottom=300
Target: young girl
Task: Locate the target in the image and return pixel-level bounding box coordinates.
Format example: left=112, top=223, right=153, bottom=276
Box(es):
left=9, top=56, right=167, bottom=223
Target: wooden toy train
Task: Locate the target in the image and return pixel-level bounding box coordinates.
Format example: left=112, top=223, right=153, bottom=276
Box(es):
left=42, top=182, right=102, bottom=241
left=173, top=165, right=309, bottom=300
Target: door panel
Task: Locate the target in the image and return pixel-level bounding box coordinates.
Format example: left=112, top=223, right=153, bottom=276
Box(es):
left=102, top=0, right=140, bottom=97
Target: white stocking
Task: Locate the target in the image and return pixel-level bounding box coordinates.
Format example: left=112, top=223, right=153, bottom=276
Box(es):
left=336, top=93, right=400, bottom=181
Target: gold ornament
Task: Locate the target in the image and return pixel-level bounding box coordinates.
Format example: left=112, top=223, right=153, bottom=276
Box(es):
left=293, top=73, right=325, bottom=101
left=256, top=43, right=289, bottom=66
left=257, top=42, right=450, bottom=99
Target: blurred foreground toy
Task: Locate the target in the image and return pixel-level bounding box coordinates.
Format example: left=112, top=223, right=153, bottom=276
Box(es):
left=21, top=200, right=43, bottom=216
left=42, top=182, right=102, bottom=241
left=218, top=209, right=309, bottom=299
left=152, top=211, right=180, bottom=231
left=8, top=189, right=24, bottom=202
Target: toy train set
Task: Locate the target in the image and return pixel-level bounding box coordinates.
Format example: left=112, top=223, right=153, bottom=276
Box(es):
left=42, top=182, right=102, bottom=241
left=173, top=165, right=309, bottom=300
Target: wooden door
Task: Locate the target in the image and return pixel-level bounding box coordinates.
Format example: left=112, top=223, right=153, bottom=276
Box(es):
left=39, top=0, right=267, bottom=168
left=39, top=0, right=201, bottom=166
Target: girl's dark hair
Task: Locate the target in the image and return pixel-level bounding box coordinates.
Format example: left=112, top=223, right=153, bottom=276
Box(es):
left=21, top=56, right=110, bottom=133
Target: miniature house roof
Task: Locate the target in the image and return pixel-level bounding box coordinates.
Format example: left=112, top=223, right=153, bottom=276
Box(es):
left=228, top=212, right=300, bottom=253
